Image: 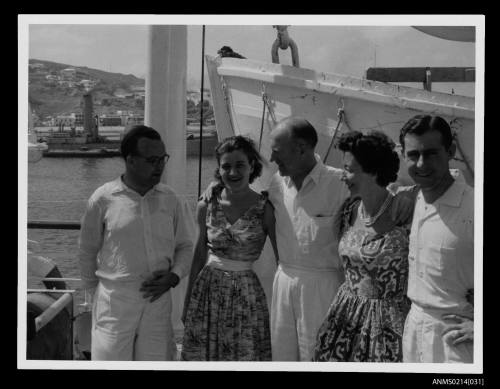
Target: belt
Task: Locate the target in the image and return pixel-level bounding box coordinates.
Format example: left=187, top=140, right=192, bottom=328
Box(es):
left=279, top=262, right=342, bottom=273
left=206, top=253, right=254, bottom=272
left=410, top=303, right=474, bottom=320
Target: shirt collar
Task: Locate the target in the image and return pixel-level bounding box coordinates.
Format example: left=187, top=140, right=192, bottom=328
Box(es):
left=434, top=173, right=468, bottom=208
left=308, top=154, right=324, bottom=185
left=284, top=153, right=323, bottom=189
left=110, top=176, right=169, bottom=195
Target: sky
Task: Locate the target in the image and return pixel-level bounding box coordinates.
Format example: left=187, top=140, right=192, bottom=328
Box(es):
left=25, top=15, right=480, bottom=96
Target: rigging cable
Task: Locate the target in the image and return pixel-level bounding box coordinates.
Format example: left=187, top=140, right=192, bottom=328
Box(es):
left=258, top=87, right=267, bottom=152
left=197, top=25, right=206, bottom=199
left=323, top=105, right=345, bottom=164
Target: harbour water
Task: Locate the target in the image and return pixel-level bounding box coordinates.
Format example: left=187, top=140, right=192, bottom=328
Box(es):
left=34, top=125, right=217, bottom=141
left=27, top=155, right=218, bottom=295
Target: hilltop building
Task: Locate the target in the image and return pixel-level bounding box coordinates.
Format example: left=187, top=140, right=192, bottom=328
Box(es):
left=29, top=63, right=45, bottom=71
left=186, top=89, right=212, bottom=105
left=60, top=68, right=76, bottom=80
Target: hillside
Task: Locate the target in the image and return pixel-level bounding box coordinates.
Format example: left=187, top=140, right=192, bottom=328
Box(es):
left=30, top=59, right=144, bottom=86
left=29, top=59, right=147, bottom=122
left=28, top=59, right=213, bottom=125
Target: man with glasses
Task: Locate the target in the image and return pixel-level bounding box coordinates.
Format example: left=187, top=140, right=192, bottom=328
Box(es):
left=78, top=125, right=194, bottom=360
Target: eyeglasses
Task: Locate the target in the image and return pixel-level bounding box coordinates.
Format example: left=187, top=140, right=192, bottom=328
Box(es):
left=135, top=153, right=170, bottom=166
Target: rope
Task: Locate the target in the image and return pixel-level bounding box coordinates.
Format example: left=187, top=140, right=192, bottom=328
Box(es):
left=258, top=92, right=266, bottom=152
left=197, top=25, right=206, bottom=199
left=221, top=77, right=236, bottom=134
left=323, top=108, right=345, bottom=164
left=263, top=93, right=277, bottom=124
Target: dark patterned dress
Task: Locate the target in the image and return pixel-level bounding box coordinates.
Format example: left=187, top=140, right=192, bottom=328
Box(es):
left=181, top=193, right=272, bottom=361
left=313, top=198, right=411, bottom=362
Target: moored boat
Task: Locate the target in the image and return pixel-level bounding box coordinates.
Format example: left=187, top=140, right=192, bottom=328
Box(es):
left=28, top=103, right=48, bottom=163
left=28, top=134, right=48, bottom=163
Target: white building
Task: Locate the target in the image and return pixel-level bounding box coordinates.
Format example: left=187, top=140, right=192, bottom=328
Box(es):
left=130, top=85, right=145, bottom=92
left=60, top=68, right=76, bottom=80
left=29, top=63, right=45, bottom=71
left=187, top=90, right=212, bottom=105
left=80, top=79, right=95, bottom=90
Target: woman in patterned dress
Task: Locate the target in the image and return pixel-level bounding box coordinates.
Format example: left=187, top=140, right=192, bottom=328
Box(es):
left=181, top=136, right=279, bottom=361
left=313, top=130, right=412, bottom=362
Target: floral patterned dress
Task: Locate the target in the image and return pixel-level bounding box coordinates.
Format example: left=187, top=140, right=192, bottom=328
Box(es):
left=313, top=198, right=411, bottom=362
left=181, top=193, right=272, bottom=361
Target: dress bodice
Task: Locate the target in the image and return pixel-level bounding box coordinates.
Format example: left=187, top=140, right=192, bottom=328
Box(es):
left=338, top=198, right=410, bottom=300
left=206, top=193, right=268, bottom=263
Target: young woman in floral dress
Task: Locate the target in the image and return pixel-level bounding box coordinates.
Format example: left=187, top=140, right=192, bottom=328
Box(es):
left=181, top=136, right=279, bottom=361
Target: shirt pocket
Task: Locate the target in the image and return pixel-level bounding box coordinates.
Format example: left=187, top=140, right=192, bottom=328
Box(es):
left=300, top=215, right=335, bottom=250
left=422, top=243, right=456, bottom=283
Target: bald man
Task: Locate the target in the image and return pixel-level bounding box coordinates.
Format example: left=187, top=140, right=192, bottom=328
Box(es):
left=267, top=117, right=348, bottom=361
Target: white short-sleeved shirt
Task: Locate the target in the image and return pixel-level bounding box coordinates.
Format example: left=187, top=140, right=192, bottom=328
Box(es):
left=408, top=174, right=474, bottom=315
left=78, top=177, right=194, bottom=289
left=267, top=157, right=348, bottom=271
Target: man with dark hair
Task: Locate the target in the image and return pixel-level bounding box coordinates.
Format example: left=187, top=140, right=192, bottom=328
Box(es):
left=78, top=125, right=194, bottom=360
left=400, top=115, right=474, bottom=363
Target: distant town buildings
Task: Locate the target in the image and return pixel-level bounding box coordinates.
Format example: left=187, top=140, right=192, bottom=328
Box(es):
left=30, top=62, right=100, bottom=91
left=113, top=88, right=134, bottom=98
left=54, top=115, right=76, bottom=127
left=60, top=68, right=76, bottom=80
left=29, top=63, right=45, bottom=71
left=79, top=79, right=96, bottom=91
left=187, top=89, right=212, bottom=105
left=29, top=61, right=215, bottom=128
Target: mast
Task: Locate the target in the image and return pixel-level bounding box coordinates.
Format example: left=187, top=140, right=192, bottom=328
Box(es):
left=145, top=25, right=192, bottom=339
left=146, top=25, right=187, bottom=195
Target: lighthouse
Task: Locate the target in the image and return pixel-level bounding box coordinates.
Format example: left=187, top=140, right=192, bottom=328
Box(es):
left=82, top=92, right=97, bottom=142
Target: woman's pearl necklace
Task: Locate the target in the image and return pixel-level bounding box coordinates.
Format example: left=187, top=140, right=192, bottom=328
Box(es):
left=359, top=192, right=393, bottom=227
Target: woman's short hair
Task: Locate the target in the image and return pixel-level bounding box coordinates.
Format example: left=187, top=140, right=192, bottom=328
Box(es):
left=120, top=125, right=162, bottom=159
left=214, top=135, right=263, bottom=184
left=337, top=130, right=400, bottom=187
left=399, top=115, right=453, bottom=151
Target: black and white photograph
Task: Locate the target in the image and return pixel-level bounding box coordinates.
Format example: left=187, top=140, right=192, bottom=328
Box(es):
left=19, top=14, right=484, bottom=375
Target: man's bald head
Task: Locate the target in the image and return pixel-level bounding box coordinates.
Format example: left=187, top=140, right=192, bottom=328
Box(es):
left=272, top=117, right=318, bottom=150
left=270, top=116, right=319, bottom=180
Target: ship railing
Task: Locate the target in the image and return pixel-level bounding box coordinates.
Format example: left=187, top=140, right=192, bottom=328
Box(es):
left=28, top=220, right=81, bottom=229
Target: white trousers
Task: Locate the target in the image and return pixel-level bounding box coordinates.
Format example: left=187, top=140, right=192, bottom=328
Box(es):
left=91, top=280, right=176, bottom=361
left=403, top=304, right=473, bottom=363
left=270, top=264, right=343, bottom=361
